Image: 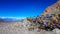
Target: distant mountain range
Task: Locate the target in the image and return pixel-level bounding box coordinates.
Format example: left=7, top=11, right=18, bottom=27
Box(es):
left=0, top=18, right=24, bottom=22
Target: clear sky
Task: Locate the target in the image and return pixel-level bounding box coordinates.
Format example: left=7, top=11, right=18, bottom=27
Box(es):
left=0, top=0, right=58, bottom=18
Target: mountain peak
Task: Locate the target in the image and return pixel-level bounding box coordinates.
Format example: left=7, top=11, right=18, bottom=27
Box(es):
left=42, top=0, right=60, bottom=15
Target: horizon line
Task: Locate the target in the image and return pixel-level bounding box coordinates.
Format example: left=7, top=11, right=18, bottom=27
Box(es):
left=0, top=17, right=26, bottom=19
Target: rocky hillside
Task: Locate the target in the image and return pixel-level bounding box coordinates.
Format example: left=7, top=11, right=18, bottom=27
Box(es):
left=26, top=0, right=60, bottom=31
left=36, top=0, right=60, bottom=31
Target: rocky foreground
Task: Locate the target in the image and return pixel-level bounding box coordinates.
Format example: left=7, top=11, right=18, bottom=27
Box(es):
left=0, top=22, right=60, bottom=34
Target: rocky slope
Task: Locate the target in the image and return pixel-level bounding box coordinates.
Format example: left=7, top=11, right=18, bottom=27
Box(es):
left=22, top=0, right=60, bottom=31
left=36, top=0, right=60, bottom=31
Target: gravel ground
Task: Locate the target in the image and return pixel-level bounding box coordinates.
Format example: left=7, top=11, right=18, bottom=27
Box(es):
left=0, top=22, right=59, bottom=34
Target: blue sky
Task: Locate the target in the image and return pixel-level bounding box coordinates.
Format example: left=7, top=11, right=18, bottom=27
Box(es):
left=0, top=0, right=58, bottom=18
